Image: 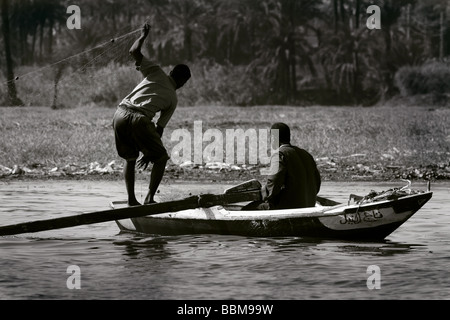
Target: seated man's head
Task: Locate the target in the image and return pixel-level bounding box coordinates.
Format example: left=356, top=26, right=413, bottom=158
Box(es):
left=270, top=123, right=291, bottom=149
left=170, top=64, right=191, bottom=89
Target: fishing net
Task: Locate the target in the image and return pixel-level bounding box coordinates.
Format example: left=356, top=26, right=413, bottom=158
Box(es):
left=3, top=24, right=146, bottom=108
left=349, top=180, right=428, bottom=205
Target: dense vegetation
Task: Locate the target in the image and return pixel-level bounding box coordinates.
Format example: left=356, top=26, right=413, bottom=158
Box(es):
left=1, top=0, right=450, bottom=107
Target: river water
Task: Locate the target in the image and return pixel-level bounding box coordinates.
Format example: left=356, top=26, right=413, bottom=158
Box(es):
left=0, top=179, right=448, bottom=300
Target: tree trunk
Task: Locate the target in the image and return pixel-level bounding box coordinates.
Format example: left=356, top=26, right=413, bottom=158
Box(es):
left=355, top=0, right=360, bottom=29
left=47, top=15, right=54, bottom=57
left=333, top=0, right=339, bottom=33
left=339, top=0, right=346, bottom=25
left=1, top=0, right=23, bottom=106
left=440, top=11, right=444, bottom=60
left=184, top=24, right=193, bottom=62
left=288, top=35, right=297, bottom=102
left=39, top=21, right=44, bottom=61
left=352, top=49, right=361, bottom=105
left=51, top=64, right=66, bottom=109
left=381, top=25, right=395, bottom=101
left=31, top=23, right=37, bottom=62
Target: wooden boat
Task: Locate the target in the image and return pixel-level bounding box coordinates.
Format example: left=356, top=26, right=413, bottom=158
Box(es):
left=113, top=180, right=432, bottom=240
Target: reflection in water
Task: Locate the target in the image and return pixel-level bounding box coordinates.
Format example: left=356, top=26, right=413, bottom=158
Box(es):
left=113, top=234, right=170, bottom=260
left=0, top=180, right=448, bottom=300
left=246, top=236, right=424, bottom=257
left=334, top=242, right=421, bottom=256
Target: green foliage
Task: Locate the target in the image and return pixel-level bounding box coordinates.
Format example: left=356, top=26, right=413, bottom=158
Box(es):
left=2, top=0, right=450, bottom=106
left=83, top=63, right=141, bottom=107
left=177, top=59, right=270, bottom=106
left=395, top=60, right=450, bottom=96
left=10, top=60, right=270, bottom=107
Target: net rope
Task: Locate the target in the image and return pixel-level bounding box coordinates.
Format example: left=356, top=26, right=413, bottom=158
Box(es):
left=4, top=27, right=140, bottom=84
left=2, top=25, right=142, bottom=107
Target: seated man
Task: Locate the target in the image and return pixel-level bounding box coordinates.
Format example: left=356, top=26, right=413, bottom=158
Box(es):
left=246, top=123, right=321, bottom=210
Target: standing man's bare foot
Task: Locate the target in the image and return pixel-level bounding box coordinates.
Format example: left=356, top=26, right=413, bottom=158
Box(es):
left=128, top=200, right=141, bottom=207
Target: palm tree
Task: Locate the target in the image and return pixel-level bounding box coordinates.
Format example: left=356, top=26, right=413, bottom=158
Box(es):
left=9, top=0, right=66, bottom=63
left=213, top=0, right=260, bottom=64
left=377, top=0, right=415, bottom=100
left=1, top=0, right=23, bottom=106
left=316, top=0, right=376, bottom=105
left=147, top=0, right=211, bottom=63
left=247, top=0, right=322, bottom=104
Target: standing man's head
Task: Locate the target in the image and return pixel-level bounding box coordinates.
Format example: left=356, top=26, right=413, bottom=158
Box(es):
left=170, top=64, right=191, bottom=89
left=270, top=123, right=291, bottom=149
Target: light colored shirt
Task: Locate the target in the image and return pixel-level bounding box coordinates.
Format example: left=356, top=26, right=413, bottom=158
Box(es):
left=120, top=57, right=177, bottom=128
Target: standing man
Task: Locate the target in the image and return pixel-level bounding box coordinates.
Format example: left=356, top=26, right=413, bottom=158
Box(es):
left=113, top=23, right=191, bottom=206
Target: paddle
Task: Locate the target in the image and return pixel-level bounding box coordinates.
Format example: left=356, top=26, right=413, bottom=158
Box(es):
left=0, top=179, right=339, bottom=236
left=0, top=187, right=262, bottom=237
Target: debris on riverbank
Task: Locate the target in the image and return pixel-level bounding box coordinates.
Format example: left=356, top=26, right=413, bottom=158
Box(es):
left=1, top=156, right=449, bottom=182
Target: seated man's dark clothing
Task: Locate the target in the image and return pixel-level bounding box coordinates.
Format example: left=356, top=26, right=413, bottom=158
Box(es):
left=251, top=144, right=320, bottom=210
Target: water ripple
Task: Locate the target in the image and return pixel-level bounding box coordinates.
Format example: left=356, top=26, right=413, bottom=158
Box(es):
left=0, top=180, right=449, bottom=299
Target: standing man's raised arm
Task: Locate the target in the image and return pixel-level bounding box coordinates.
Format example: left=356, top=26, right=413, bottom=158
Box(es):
left=129, top=23, right=151, bottom=65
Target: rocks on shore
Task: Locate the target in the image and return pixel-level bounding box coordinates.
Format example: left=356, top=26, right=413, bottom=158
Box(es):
left=315, top=155, right=450, bottom=181
left=0, top=161, right=122, bottom=178
left=1, top=157, right=449, bottom=181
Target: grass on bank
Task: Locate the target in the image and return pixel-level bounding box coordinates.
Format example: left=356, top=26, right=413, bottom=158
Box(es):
left=0, top=105, right=449, bottom=178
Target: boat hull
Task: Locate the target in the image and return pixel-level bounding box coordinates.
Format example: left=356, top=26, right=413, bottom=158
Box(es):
left=115, top=191, right=432, bottom=240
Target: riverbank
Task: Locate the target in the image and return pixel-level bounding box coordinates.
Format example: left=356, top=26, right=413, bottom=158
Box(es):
left=1, top=105, right=449, bottom=183
left=1, top=158, right=449, bottom=183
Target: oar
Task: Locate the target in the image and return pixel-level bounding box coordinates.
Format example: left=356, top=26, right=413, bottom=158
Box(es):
left=0, top=190, right=262, bottom=236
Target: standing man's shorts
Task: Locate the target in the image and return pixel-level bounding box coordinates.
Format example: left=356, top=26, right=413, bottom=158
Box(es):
left=112, top=105, right=170, bottom=163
